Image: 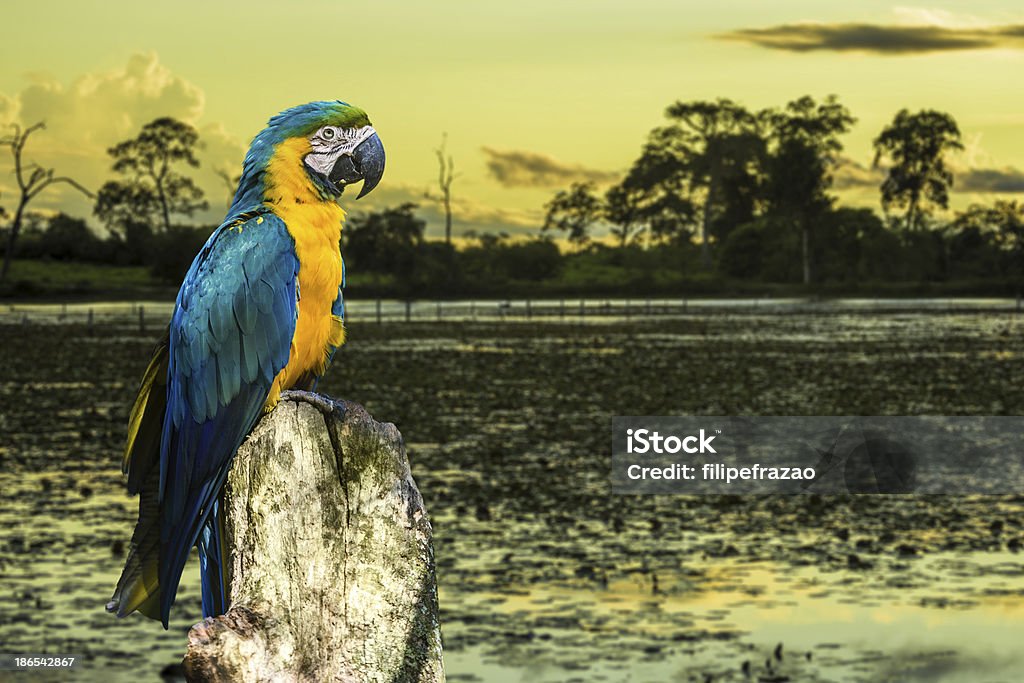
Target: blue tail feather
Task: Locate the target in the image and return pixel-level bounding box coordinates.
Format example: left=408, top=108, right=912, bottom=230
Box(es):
left=198, top=498, right=228, bottom=618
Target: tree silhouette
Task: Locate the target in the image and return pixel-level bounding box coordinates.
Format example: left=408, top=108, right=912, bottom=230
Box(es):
left=989, top=200, right=1024, bottom=251
left=763, top=95, right=855, bottom=284
left=611, top=129, right=697, bottom=246
left=96, top=117, right=208, bottom=233
left=462, top=229, right=509, bottom=251
left=430, top=134, right=458, bottom=246
left=0, top=122, right=93, bottom=282
left=873, top=109, right=963, bottom=231
left=344, top=203, right=425, bottom=274
left=93, top=181, right=160, bottom=239
left=604, top=181, right=648, bottom=248
left=962, top=200, right=1024, bottom=283
left=662, top=99, right=764, bottom=268
left=542, top=181, right=603, bottom=246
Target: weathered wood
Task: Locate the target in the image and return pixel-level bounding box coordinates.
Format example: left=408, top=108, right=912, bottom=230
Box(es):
left=183, top=392, right=444, bottom=683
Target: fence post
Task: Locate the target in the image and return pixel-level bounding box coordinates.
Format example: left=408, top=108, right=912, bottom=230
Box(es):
left=376, top=299, right=382, bottom=325
left=88, top=308, right=94, bottom=334
left=139, top=305, right=146, bottom=334
left=579, top=300, right=585, bottom=318
left=526, top=300, right=532, bottom=320
left=405, top=300, right=412, bottom=323
left=436, top=301, right=442, bottom=322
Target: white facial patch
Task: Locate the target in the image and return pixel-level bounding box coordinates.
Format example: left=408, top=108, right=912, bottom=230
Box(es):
left=304, top=125, right=378, bottom=178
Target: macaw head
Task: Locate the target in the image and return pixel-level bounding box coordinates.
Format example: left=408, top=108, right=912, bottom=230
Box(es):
left=236, top=100, right=386, bottom=209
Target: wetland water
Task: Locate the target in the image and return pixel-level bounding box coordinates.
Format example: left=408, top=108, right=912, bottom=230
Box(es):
left=1, top=312, right=1023, bottom=682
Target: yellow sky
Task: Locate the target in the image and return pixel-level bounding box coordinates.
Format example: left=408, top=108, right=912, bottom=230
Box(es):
left=1, top=1, right=1023, bottom=237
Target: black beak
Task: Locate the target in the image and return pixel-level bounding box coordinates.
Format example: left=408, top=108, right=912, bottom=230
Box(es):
left=328, top=132, right=386, bottom=199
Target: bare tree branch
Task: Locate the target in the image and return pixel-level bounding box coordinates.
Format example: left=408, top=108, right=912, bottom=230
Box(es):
left=29, top=175, right=95, bottom=200
left=1, top=121, right=92, bottom=282
left=434, top=133, right=456, bottom=246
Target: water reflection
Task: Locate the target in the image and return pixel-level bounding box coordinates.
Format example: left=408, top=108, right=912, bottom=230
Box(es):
left=1, top=313, right=1022, bottom=681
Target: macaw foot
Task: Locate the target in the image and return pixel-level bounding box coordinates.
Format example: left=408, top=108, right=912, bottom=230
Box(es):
left=279, top=390, right=346, bottom=417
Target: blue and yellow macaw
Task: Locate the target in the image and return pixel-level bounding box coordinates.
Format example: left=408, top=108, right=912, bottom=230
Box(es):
left=107, top=101, right=385, bottom=628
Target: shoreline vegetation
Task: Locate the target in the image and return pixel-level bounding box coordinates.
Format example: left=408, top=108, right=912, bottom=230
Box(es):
left=2, top=257, right=1022, bottom=303
left=2, top=98, right=1022, bottom=308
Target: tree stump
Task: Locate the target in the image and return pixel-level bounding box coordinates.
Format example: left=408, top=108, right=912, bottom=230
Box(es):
left=182, top=392, right=444, bottom=683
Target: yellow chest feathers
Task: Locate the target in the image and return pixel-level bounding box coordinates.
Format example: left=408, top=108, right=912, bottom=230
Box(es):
left=264, top=137, right=346, bottom=393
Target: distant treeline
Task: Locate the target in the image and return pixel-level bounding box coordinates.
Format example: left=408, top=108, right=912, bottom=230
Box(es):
left=2, top=213, right=211, bottom=284
left=4, top=200, right=1021, bottom=298
left=537, top=96, right=1023, bottom=292
left=1, top=97, right=1022, bottom=298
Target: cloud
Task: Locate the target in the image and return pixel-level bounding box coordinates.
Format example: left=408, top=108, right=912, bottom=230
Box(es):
left=481, top=147, right=618, bottom=188
left=891, top=7, right=989, bottom=28
left=833, top=156, right=886, bottom=190
left=717, top=22, right=1024, bottom=55
left=0, top=92, right=17, bottom=128
left=15, top=52, right=206, bottom=151
left=0, top=53, right=244, bottom=226
left=957, top=166, right=1024, bottom=193
left=832, top=156, right=1024, bottom=195
left=0, top=53, right=543, bottom=237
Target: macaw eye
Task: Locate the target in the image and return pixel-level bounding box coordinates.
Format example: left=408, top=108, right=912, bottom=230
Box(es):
left=321, top=127, right=336, bottom=140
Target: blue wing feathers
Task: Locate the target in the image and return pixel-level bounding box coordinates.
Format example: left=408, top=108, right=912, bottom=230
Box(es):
left=218, top=353, right=241, bottom=408
left=240, top=331, right=260, bottom=385
left=202, top=360, right=219, bottom=422
left=252, top=276, right=275, bottom=315
left=233, top=281, right=257, bottom=335
left=155, top=209, right=298, bottom=626
left=209, top=296, right=234, bottom=347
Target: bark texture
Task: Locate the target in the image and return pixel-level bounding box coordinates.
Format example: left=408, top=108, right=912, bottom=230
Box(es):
left=183, top=392, right=444, bottom=683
